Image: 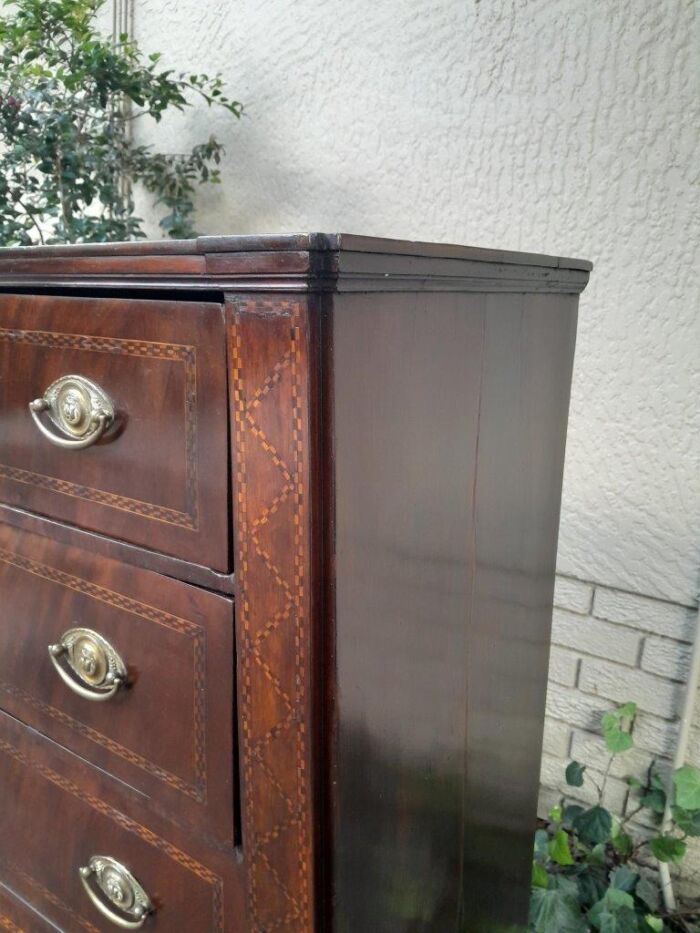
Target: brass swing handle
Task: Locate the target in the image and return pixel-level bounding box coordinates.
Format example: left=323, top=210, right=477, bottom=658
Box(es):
left=49, top=628, right=127, bottom=702
left=80, top=856, right=154, bottom=929
left=29, top=374, right=114, bottom=450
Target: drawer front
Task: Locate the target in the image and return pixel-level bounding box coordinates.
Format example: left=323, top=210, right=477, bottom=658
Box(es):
left=0, top=293, right=229, bottom=571
left=0, top=884, right=51, bottom=933
left=0, top=712, right=237, bottom=932
left=0, top=523, right=235, bottom=844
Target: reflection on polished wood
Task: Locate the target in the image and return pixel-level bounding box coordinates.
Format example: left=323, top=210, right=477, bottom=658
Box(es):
left=330, top=291, right=578, bottom=930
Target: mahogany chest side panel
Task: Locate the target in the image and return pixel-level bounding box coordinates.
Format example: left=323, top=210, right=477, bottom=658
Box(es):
left=327, top=289, right=580, bottom=932
left=461, top=293, right=578, bottom=927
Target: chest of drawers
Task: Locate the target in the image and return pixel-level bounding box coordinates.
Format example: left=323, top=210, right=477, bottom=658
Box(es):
left=0, top=234, right=590, bottom=932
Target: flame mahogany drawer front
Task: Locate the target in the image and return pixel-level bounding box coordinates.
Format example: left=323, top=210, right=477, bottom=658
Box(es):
left=0, top=235, right=590, bottom=933
left=0, top=293, right=229, bottom=571
left=0, top=710, right=244, bottom=933
left=0, top=522, right=235, bottom=845
left=0, top=881, right=50, bottom=933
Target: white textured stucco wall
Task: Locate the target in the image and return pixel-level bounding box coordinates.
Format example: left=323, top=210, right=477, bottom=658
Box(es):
left=128, top=0, right=700, bottom=882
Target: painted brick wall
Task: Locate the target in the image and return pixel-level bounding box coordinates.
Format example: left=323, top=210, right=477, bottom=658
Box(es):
left=542, top=574, right=700, bottom=895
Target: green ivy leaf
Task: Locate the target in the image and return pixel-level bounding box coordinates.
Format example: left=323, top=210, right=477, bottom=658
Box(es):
left=605, top=888, right=635, bottom=909
left=589, top=888, right=653, bottom=933
left=598, top=908, right=644, bottom=933
left=548, top=804, right=562, bottom=824
left=673, top=765, right=700, bottom=811
left=588, top=843, right=607, bottom=866
left=534, top=828, right=549, bottom=859
left=672, top=805, right=700, bottom=836
left=611, top=825, right=633, bottom=858
left=609, top=865, right=639, bottom=893
left=575, top=868, right=609, bottom=910
left=550, top=876, right=580, bottom=895
left=562, top=804, right=585, bottom=828
left=640, top=788, right=666, bottom=814
left=566, top=761, right=586, bottom=788
left=532, top=860, right=549, bottom=889
left=588, top=888, right=636, bottom=930
left=650, top=771, right=666, bottom=791
left=603, top=728, right=634, bottom=754
left=649, top=833, right=687, bottom=864
left=635, top=875, right=660, bottom=912
left=601, top=703, right=636, bottom=754
left=574, top=806, right=613, bottom=845
left=643, top=917, right=664, bottom=933
left=530, top=885, right=588, bottom=933
left=549, top=829, right=574, bottom=866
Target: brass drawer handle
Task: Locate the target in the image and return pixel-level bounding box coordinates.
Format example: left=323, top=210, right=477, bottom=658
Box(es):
left=49, top=628, right=127, bottom=702
left=29, top=374, right=114, bottom=450
left=80, top=856, right=153, bottom=929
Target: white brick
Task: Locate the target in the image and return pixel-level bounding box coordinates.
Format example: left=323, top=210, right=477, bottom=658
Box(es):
left=552, top=608, right=641, bottom=664
left=633, top=714, right=700, bottom=763
left=542, top=716, right=571, bottom=757
left=623, top=758, right=673, bottom=829
left=539, top=752, right=569, bottom=789
left=545, top=683, right=610, bottom=731
left=633, top=713, right=679, bottom=758
left=675, top=844, right=700, bottom=901
left=554, top=576, right=593, bottom=614
left=538, top=785, right=563, bottom=819
left=599, top=777, right=631, bottom=815
left=617, top=821, right=655, bottom=849
left=548, top=646, right=580, bottom=687
left=690, top=717, right=700, bottom=766
left=626, top=800, right=664, bottom=831
left=616, top=776, right=671, bottom=832
left=641, top=636, right=692, bottom=681
left=578, top=658, right=682, bottom=719
left=539, top=753, right=629, bottom=814
left=677, top=870, right=700, bottom=904
left=593, top=589, right=696, bottom=642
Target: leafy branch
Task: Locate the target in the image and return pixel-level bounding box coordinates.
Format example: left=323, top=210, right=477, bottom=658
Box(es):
left=0, top=0, right=242, bottom=244
left=531, top=702, right=700, bottom=932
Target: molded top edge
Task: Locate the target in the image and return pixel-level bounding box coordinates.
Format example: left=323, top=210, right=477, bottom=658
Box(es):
left=0, top=232, right=592, bottom=272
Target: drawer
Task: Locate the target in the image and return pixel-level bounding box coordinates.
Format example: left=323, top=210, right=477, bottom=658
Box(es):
left=0, top=523, right=236, bottom=845
left=0, top=710, right=239, bottom=932
left=0, top=883, right=50, bottom=933
left=0, top=293, right=229, bottom=571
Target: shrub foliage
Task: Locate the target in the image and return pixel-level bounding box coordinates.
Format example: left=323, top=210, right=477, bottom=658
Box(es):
left=0, top=0, right=242, bottom=243
left=531, top=702, right=700, bottom=932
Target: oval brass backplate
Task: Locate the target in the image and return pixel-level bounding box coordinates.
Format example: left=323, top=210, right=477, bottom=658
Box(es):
left=44, top=375, right=114, bottom=438
left=49, top=627, right=127, bottom=702
left=80, top=855, right=153, bottom=929
left=30, top=374, right=114, bottom=450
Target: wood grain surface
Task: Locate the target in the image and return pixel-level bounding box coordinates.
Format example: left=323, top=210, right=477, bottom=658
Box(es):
left=0, top=293, right=229, bottom=570
left=0, top=522, right=236, bottom=846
